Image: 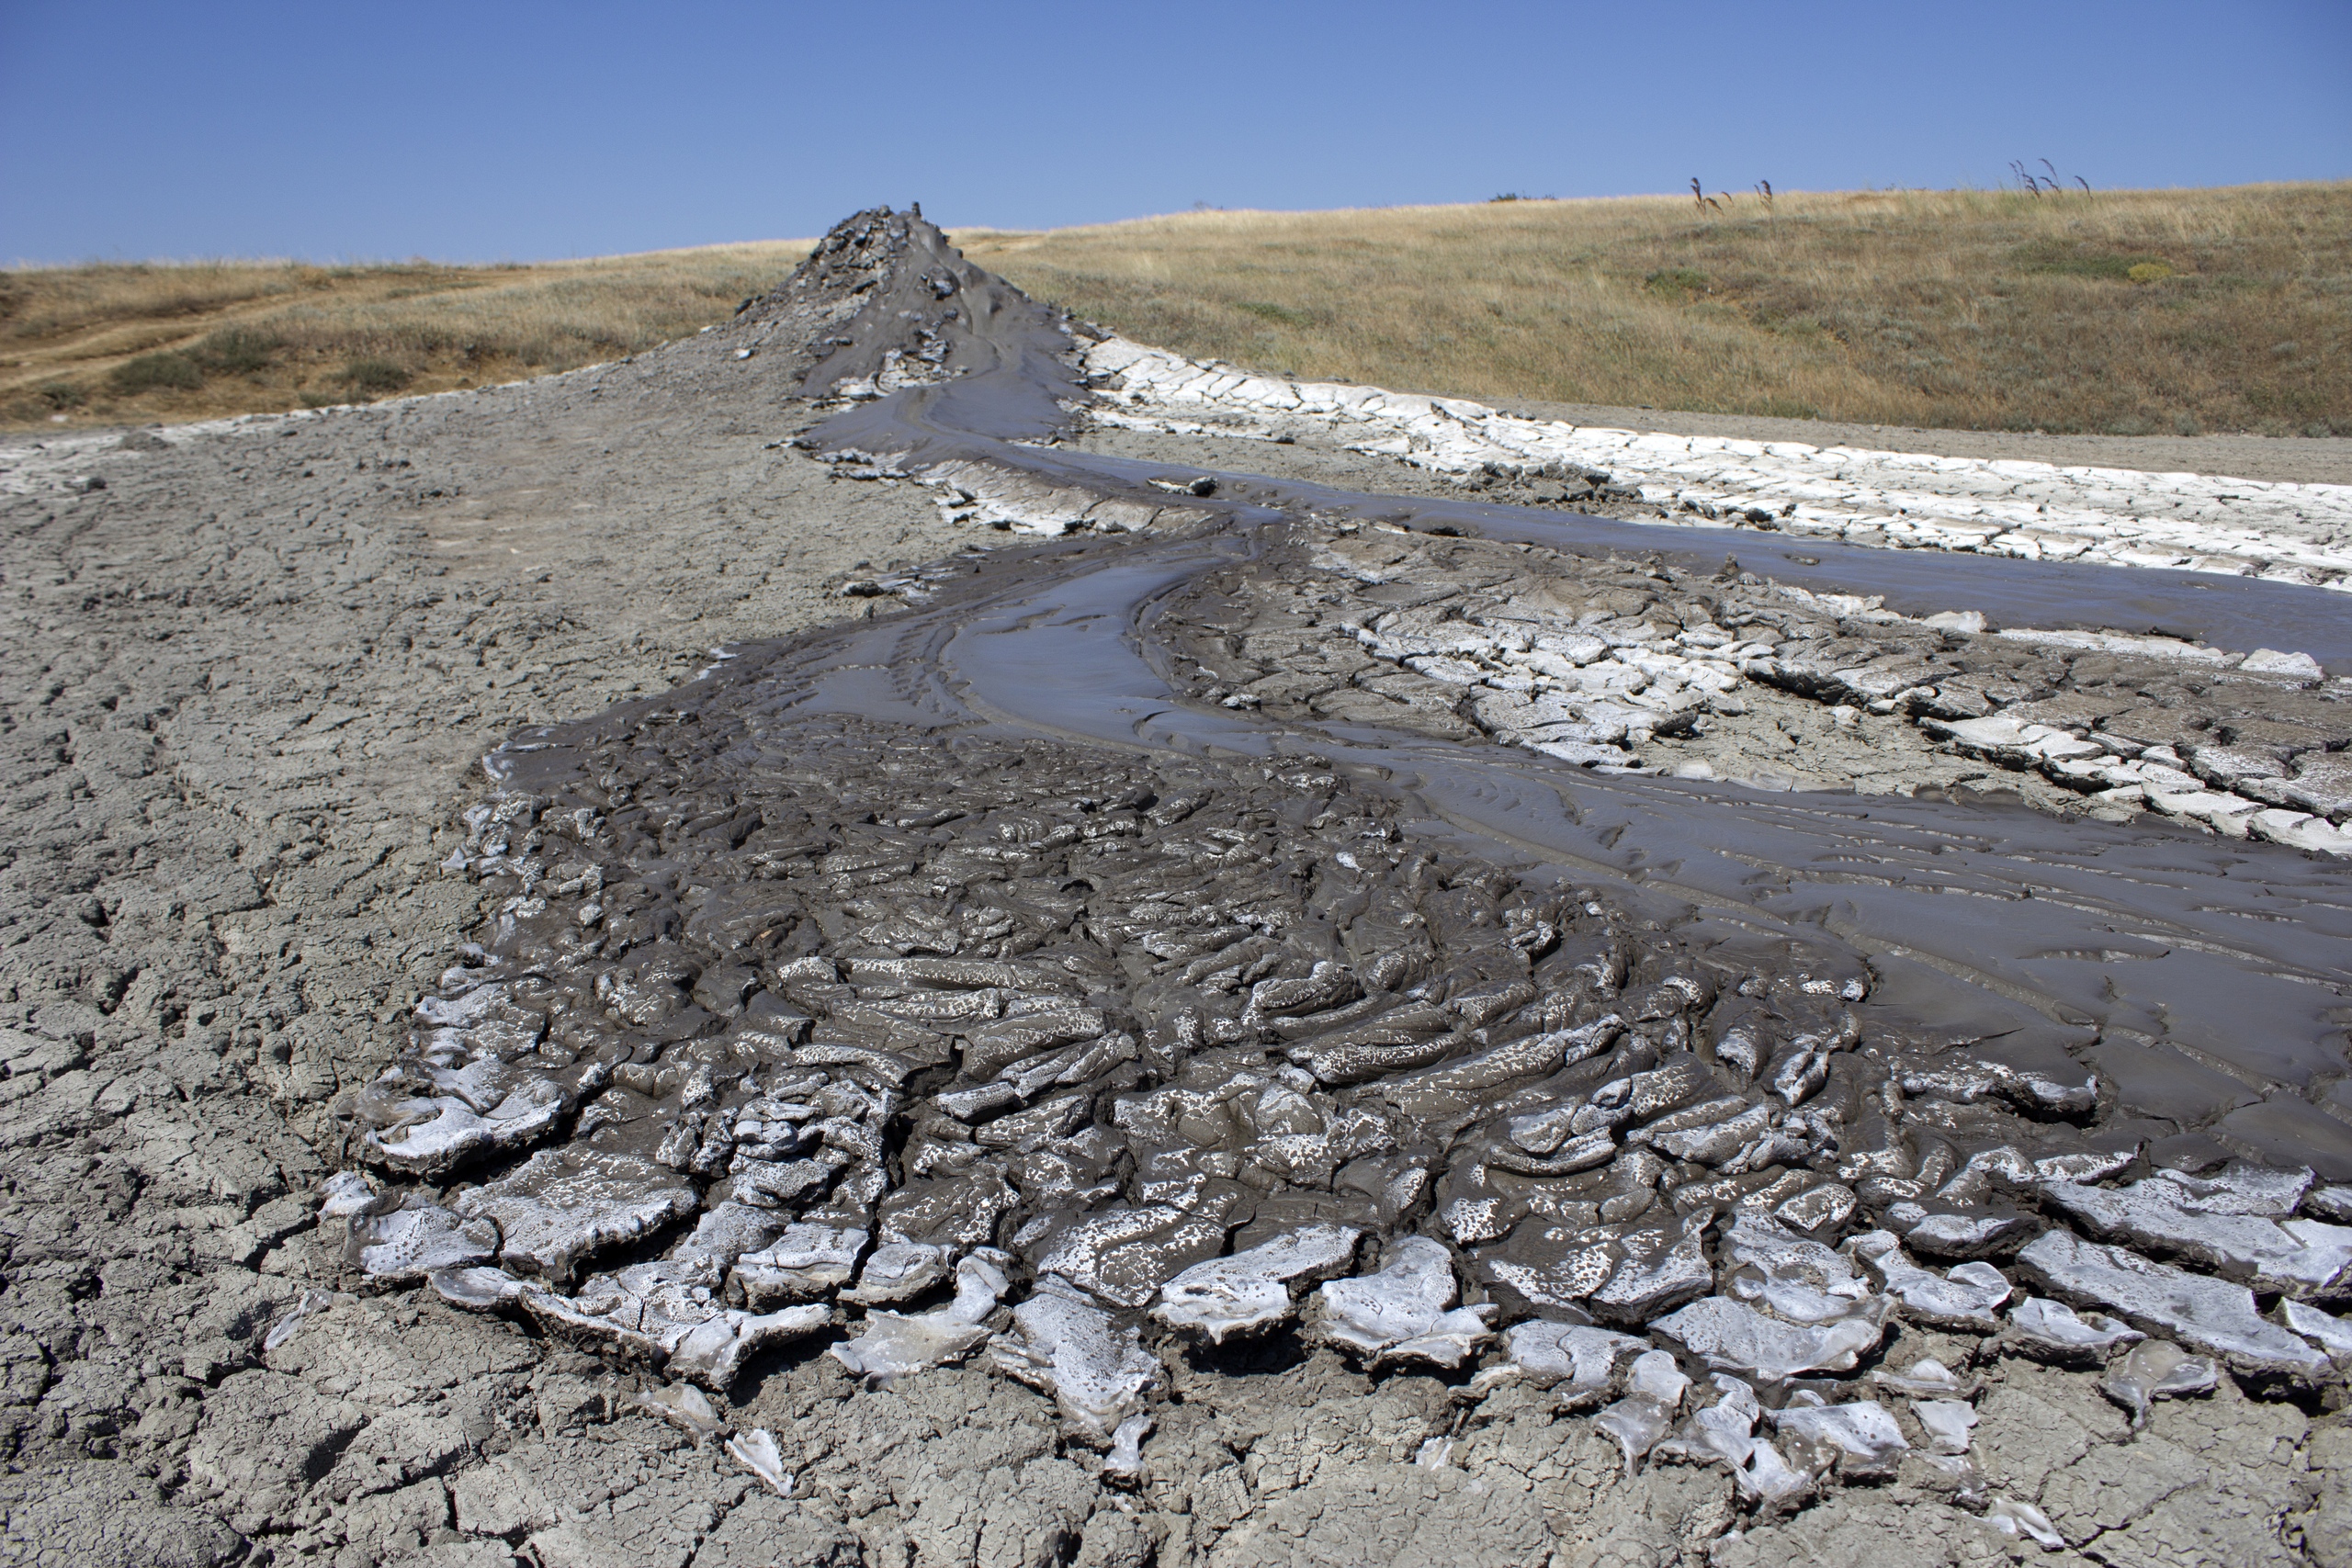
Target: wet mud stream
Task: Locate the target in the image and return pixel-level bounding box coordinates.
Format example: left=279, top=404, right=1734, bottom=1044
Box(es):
left=773, top=525, right=2352, bottom=1085
left=339, top=210, right=2352, bottom=1512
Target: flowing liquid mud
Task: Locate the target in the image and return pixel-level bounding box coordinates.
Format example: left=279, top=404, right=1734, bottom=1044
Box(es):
left=343, top=211, right=2352, bottom=1472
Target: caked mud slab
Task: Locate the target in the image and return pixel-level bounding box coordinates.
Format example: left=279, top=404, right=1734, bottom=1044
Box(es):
left=4, top=210, right=2352, bottom=1568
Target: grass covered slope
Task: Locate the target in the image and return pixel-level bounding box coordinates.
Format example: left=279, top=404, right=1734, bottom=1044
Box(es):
left=0, top=243, right=811, bottom=428
left=6, top=184, right=2344, bottom=437
left=958, top=183, right=2351, bottom=437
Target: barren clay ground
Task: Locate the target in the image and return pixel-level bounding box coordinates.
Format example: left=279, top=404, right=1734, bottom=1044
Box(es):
left=4, top=224, right=2351, bottom=1568
left=0, top=341, right=982, bottom=1564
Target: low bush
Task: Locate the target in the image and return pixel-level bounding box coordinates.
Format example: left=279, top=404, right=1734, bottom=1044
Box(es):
left=340, top=357, right=412, bottom=396
left=107, top=352, right=203, bottom=395
left=2011, top=239, right=2172, bottom=280
left=189, top=328, right=280, bottom=376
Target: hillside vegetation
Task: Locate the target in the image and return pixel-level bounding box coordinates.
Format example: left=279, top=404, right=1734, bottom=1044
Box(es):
left=960, top=183, right=2350, bottom=437
left=6, top=184, right=2345, bottom=436
left=0, top=243, right=810, bottom=428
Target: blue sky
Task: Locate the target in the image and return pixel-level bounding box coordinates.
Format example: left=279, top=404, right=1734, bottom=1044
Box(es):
left=3, top=0, right=2346, bottom=264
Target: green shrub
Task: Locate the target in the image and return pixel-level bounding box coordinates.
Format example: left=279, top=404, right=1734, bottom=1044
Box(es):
left=107, top=352, right=203, bottom=394
left=1235, top=300, right=1312, bottom=326
left=2010, top=240, right=2172, bottom=280
left=1644, top=267, right=1711, bottom=299
left=36, top=380, right=85, bottom=410
left=189, top=327, right=279, bottom=375
left=341, top=357, right=412, bottom=395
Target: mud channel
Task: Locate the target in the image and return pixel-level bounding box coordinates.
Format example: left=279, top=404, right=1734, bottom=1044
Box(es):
left=5, top=209, right=2352, bottom=1568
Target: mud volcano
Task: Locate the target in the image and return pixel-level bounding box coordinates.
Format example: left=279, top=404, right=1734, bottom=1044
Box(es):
left=20, top=209, right=2352, bottom=1565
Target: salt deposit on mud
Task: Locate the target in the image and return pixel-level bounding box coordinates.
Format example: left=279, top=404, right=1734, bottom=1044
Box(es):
left=4, top=209, right=2352, bottom=1568
left=1085, top=337, right=2352, bottom=590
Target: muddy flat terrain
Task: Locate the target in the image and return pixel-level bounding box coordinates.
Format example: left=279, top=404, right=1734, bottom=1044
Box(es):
left=4, top=210, right=2350, bottom=1568
left=0, top=331, right=975, bottom=1564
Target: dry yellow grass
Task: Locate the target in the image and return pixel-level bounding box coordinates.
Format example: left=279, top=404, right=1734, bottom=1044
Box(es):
left=0, top=242, right=813, bottom=428
left=7, top=184, right=2345, bottom=436
left=958, top=183, right=2352, bottom=436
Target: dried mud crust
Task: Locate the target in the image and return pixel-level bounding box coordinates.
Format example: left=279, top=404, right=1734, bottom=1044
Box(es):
left=1480, top=399, right=2352, bottom=491
left=1147, top=520, right=2352, bottom=842
left=0, top=255, right=984, bottom=1563
left=340, top=649, right=2352, bottom=1568
left=1081, top=337, right=2352, bottom=591
left=1, top=205, right=2349, bottom=1568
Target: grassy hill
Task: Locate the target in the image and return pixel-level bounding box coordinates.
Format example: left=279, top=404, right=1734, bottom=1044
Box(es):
left=6, top=183, right=2346, bottom=437
left=960, top=183, right=2350, bottom=438
left=0, top=243, right=811, bottom=429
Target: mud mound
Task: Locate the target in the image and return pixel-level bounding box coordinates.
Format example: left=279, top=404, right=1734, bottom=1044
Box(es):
left=733, top=203, right=1089, bottom=446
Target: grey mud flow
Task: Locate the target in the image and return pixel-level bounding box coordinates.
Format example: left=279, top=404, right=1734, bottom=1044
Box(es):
left=345, top=210, right=2352, bottom=1550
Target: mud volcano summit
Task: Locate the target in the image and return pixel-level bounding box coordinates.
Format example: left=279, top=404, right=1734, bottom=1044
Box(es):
left=6, top=208, right=2352, bottom=1567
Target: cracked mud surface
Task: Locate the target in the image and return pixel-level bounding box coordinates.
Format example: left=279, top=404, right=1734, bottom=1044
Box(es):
left=5, top=209, right=2352, bottom=1568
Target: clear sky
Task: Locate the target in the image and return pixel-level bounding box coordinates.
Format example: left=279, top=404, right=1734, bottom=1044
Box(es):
left=3, top=0, right=2346, bottom=264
